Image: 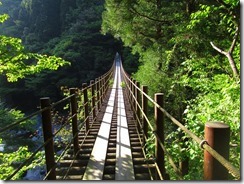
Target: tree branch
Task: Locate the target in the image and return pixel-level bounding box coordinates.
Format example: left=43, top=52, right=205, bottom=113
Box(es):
left=210, top=42, right=227, bottom=56
left=129, top=6, right=170, bottom=24
left=210, top=41, right=239, bottom=78
left=229, top=27, right=239, bottom=53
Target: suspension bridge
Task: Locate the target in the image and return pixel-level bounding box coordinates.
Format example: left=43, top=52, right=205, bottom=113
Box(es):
left=0, top=54, right=240, bottom=180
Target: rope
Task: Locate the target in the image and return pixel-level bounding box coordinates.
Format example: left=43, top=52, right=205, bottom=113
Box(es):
left=120, top=61, right=240, bottom=180
left=203, top=143, right=240, bottom=179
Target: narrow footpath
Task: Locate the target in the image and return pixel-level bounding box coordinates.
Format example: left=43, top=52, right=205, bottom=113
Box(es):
left=83, top=59, right=134, bottom=180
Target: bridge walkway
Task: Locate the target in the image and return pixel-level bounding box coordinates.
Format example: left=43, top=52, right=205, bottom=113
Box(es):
left=55, top=60, right=155, bottom=180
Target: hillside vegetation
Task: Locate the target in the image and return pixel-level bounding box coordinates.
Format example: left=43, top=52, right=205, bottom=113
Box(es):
left=102, top=0, right=240, bottom=179
left=0, top=0, right=240, bottom=180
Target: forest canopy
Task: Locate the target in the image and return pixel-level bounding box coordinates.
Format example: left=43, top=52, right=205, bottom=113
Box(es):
left=0, top=0, right=123, bottom=110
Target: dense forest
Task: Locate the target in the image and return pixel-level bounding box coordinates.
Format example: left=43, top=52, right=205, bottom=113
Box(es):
left=0, top=0, right=138, bottom=111
left=102, top=0, right=240, bottom=179
left=0, top=0, right=240, bottom=180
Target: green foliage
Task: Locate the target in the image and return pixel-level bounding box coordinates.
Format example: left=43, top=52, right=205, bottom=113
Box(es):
left=184, top=74, right=240, bottom=168
left=0, top=103, right=37, bottom=150
left=103, top=0, right=240, bottom=180
left=0, top=1, right=70, bottom=82
left=144, top=130, right=155, bottom=159
left=0, top=0, right=122, bottom=111
left=0, top=146, right=45, bottom=180
left=0, top=34, right=70, bottom=82
left=0, top=13, right=8, bottom=23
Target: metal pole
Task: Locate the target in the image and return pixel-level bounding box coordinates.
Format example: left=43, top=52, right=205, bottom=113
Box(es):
left=40, top=97, right=56, bottom=180
left=82, top=83, right=89, bottom=132
left=204, top=122, right=230, bottom=180
left=69, top=88, right=79, bottom=154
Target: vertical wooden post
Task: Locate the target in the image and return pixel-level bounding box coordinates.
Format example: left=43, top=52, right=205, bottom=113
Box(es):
left=103, top=76, right=106, bottom=97
left=130, top=78, right=133, bottom=103
left=154, top=93, right=166, bottom=180
left=90, top=80, right=96, bottom=120
left=135, top=81, right=141, bottom=129
left=104, top=75, right=107, bottom=95
left=105, top=74, right=110, bottom=94
left=40, top=97, right=56, bottom=180
left=132, top=79, right=136, bottom=112
left=102, top=77, right=105, bottom=99
left=99, top=77, right=103, bottom=104
left=204, top=122, right=230, bottom=180
left=83, top=83, right=89, bottom=132
left=105, top=75, right=107, bottom=94
left=142, top=85, right=148, bottom=146
left=131, top=78, right=134, bottom=103
left=70, top=88, right=79, bottom=154
left=96, top=78, right=100, bottom=110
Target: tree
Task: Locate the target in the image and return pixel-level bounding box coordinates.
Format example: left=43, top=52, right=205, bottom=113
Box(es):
left=102, top=0, right=240, bottom=179
left=0, top=12, right=69, bottom=82
left=187, top=1, right=240, bottom=79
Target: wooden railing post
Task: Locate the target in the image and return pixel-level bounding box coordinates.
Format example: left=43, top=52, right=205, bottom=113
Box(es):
left=128, top=77, right=130, bottom=100
left=99, top=77, right=103, bottom=104
left=82, top=83, right=89, bottom=132
left=96, top=78, right=101, bottom=111
left=104, top=75, right=107, bottom=96
left=132, top=79, right=136, bottom=112
left=90, top=80, right=96, bottom=120
left=142, top=85, right=148, bottom=146
left=130, top=77, right=133, bottom=102
left=69, top=88, right=79, bottom=154
left=40, top=97, right=56, bottom=180
left=154, top=93, right=167, bottom=180
left=135, top=81, right=141, bottom=130
left=105, top=74, right=108, bottom=93
left=204, top=122, right=230, bottom=180
left=102, top=76, right=105, bottom=100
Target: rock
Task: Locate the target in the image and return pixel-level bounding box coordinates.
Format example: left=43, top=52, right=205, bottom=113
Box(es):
left=23, top=166, right=45, bottom=180
left=0, top=144, right=5, bottom=152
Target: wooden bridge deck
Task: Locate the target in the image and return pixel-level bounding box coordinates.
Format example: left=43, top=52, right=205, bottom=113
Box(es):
left=55, top=61, right=155, bottom=180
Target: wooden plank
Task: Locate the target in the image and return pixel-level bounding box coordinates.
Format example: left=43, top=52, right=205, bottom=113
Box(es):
left=115, top=63, right=135, bottom=180
left=82, top=63, right=118, bottom=180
